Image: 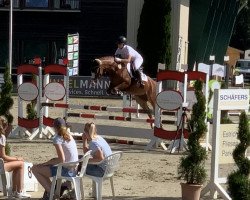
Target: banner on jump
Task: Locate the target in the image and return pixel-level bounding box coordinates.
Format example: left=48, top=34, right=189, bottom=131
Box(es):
left=50, top=76, right=112, bottom=98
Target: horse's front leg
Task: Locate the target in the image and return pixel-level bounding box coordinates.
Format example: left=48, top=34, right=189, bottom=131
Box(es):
left=107, top=82, right=116, bottom=94
left=107, top=84, right=123, bottom=95
left=113, top=81, right=130, bottom=92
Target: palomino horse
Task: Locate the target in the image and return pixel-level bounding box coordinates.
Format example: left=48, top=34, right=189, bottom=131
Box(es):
left=91, top=56, right=156, bottom=127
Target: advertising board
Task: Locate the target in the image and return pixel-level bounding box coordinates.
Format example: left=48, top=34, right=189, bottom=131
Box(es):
left=50, top=76, right=113, bottom=98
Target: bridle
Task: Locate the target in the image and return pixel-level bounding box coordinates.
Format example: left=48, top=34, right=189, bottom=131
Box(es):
left=91, top=59, right=109, bottom=82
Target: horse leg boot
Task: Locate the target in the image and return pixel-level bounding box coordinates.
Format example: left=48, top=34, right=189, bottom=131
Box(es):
left=135, top=69, right=145, bottom=88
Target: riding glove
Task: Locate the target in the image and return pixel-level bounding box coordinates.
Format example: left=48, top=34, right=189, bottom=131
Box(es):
left=115, top=57, right=121, bottom=62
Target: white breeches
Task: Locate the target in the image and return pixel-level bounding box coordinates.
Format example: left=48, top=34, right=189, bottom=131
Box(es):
left=131, top=57, right=143, bottom=70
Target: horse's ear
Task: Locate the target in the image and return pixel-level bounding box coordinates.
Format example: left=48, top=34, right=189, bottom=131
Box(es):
left=94, top=59, right=102, bottom=65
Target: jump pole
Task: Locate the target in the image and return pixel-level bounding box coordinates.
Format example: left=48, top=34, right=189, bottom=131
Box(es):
left=123, top=94, right=140, bottom=118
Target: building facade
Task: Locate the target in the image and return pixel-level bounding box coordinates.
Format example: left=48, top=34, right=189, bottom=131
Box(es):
left=0, top=0, right=240, bottom=77
left=0, top=0, right=127, bottom=75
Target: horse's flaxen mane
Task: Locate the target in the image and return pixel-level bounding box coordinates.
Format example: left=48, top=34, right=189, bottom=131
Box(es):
left=95, top=56, right=124, bottom=70
left=95, top=56, right=114, bottom=65
left=99, top=56, right=114, bottom=61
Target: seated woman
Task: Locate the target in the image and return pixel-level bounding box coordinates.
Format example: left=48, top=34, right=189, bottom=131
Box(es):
left=0, top=116, right=31, bottom=198
left=82, top=122, right=112, bottom=177
left=32, top=118, right=78, bottom=200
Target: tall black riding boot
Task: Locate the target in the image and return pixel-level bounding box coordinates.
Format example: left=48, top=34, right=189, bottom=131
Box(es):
left=136, top=70, right=145, bottom=87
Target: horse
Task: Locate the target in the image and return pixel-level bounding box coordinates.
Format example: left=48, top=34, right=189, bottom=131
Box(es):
left=91, top=56, right=156, bottom=128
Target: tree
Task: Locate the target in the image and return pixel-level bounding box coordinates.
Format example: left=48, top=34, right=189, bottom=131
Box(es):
left=230, top=0, right=250, bottom=51
left=227, top=111, right=250, bottom=200
left=137, top=0, right=171, bottom=77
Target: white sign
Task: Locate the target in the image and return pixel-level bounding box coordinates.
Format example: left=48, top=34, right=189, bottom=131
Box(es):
left=156, top=90, right=183, bottom=110
left=212, top=64, right=225, bottom=77
left=44, top=82, right=66, bottom=101
left=18, top=83, right=38, bottom=101
left=217, top=89, right=249, bottom=110
left=198, top=63, right=211, bottom=75
left=219, top=124, right=239, bottom=164
left=23, top=162, right=38, bottom=191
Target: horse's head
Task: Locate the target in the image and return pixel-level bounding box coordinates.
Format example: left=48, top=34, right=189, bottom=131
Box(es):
left=91, top=58, right=103, bottom=81
left=91, top=56, right=119, bottom=82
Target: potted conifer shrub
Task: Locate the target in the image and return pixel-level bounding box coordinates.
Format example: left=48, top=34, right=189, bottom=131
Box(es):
left=178, top=80, right=207, bottom=200
left=0, top=64, right=14, bottom=138
left=227, top=111, right=250, bottom=200
left=26, top=100, right=37, bottom=120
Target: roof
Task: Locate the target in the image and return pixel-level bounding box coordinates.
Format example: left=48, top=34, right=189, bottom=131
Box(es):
left=228, top=46, right=244, bottom=53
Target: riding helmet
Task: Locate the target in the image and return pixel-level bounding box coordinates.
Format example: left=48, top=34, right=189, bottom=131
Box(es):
left=117, top=36, right=127, bottom=44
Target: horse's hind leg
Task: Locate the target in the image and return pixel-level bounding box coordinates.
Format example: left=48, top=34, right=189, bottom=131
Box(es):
left=134, top=95, right=154, bottom=128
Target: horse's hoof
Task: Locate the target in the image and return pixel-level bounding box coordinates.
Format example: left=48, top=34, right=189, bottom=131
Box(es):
left=117, top=91, right=123, bottom=96
left=150, top=123, right=155, bottom=129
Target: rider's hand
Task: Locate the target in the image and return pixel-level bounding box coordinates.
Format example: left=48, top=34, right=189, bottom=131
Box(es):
left=115, top=57, right=121, bottom=62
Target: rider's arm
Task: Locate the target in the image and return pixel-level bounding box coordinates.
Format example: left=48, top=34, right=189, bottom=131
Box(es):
left=120, top=54, right=132, bottom=64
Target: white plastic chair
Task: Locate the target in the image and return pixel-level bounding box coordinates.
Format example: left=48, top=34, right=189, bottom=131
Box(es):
left=49, top=150, right=91, bottom=200
left=85, top=151, right=123, bottom=200
left=0, top=158, right=11, bottom=196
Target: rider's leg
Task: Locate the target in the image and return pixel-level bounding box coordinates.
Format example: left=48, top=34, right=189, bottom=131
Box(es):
left=137, top=69, right=145, bottom=87
left=133, top=58, right=144, bottom=87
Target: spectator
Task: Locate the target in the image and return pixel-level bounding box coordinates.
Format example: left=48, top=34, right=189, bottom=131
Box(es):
left=32, top=118, right=78, bottom=200
left=0, top=116, right=31, bottom=198
left=82, top=122, right=112, bottom=177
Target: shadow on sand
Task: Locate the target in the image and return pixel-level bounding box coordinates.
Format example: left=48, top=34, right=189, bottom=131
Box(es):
left=102, top=197, right=181, bottom=200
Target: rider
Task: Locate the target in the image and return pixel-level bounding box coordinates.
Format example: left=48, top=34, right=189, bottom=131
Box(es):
left=114, top=36, right=145, bottom=87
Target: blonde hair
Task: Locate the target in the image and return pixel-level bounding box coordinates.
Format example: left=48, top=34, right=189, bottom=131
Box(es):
left=55, top=126, right=71, bottom=141
left=84, top=122, right=97, bottom=139
left=0, top=116, right=8, bottom=136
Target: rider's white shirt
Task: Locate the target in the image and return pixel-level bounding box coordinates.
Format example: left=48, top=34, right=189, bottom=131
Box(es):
left=115, top=45, right=143, bottom=70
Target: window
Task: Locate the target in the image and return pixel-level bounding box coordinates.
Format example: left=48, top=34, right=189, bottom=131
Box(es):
left=25, top=0, right=48, bottom=8
left=54, top=0, right=80, bottom=10
left=0, top=0, right=20, bottom=8
left=0, top=0, right=80, bottom=10
left=22, top=40, right=48, bottom=64
left=0, top=40, right=8, bottom=70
